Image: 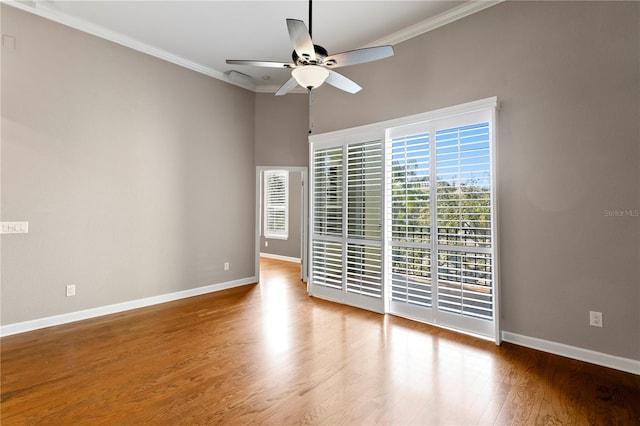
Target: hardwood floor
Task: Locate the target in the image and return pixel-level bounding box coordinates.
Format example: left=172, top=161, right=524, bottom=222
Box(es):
left=2, top=258, right=639, bottom=425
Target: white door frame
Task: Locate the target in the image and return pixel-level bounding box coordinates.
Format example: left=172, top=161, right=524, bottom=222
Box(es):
left=255, top=166, right=309, bottom=282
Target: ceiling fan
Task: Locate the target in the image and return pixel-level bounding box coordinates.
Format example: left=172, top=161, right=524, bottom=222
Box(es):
left=226, top=0, right=394, bottom=96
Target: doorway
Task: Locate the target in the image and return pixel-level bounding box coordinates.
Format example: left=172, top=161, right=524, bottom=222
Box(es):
left=255, top=166, right=309, bottom=283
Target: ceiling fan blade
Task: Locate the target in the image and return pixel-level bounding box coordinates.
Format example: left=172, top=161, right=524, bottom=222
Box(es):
left=275, top=76, right=300, bottom=96
left=286, top=19, right=316, bottom=62
left=325, top=70, right=362, bottom=94
left=324, top=45, right=394, bottom=68
left=226, top=60, right=294, bottom=69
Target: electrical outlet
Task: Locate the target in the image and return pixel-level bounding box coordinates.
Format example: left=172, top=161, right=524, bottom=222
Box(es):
left=2, top=35, right=16, bottom=50
left=66, top=284, right=76, bottom=297
left=265, top=241, right=268, bottom=247
left=224, top=262, right=230, bottom=271
left=589, top=311, right=603, bottom=328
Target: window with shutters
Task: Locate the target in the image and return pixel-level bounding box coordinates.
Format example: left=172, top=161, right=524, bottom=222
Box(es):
left=264, top=170, right=288, bottom=239
left=310, top=98, right=498, bottom=341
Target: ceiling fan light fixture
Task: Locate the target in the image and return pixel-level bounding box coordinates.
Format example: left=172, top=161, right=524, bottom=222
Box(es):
left=226, top=1, right=394, bottom=96
left=292, top=65, right=329, bottom=90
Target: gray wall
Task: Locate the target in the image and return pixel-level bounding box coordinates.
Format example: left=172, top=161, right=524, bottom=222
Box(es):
left=312, top=1, right=640, bottom=361
left=254, top=93, right=309, bottom=260
left=255, top=93, right=309, bottom=167
left=2, top=1, right=638, bottom=363
left=1, top=6, right=256, bottom=324
left=260, top=170, right=303, bottom=259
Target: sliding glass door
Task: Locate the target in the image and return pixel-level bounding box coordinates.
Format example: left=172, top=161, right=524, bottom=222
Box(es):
left=387, top=111, right=496, bottom=338
left=309, top=99, right=498, bottom=341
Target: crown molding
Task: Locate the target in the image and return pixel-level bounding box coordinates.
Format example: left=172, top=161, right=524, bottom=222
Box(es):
left=364, top=0, right=505, bottom=48
left=5, top=0, right=503, bottom=94
left=3, top=0, right=256, bottom=91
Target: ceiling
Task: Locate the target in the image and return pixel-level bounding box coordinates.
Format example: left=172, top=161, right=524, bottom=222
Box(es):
left=9, top=0, right=500, bottom=93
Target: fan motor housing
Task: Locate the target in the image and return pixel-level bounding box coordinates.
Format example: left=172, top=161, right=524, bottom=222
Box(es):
left=293, top=44, right=331, bottom=66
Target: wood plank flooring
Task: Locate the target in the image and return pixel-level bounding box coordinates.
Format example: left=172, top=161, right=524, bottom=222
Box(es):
left=2, top=258, right=639, bottom=425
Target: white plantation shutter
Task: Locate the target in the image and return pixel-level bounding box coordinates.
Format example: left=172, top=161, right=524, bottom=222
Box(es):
left=346, top=141, right=382, bottom=298
left=435, top=123, right=492, bottom=248
left=313, top=147, right=343, bottom=237
left=347, top=141, right=382, bottom=241
left=310, top=138, right=385, bottom=313
left=437, top=250, right=493, bottom=319
left=435, top=123, right=493, bottom=321
left=264, top=170, right=288, bottom=239
left=346, top=243, right=382, bottom=297
left=390, top=246, right=431, bottom=306
left=312, top=240, right=343, bottom=290
left=312, top=147, right=344, bottom=290
left=388, top=132, right=433, bottom=310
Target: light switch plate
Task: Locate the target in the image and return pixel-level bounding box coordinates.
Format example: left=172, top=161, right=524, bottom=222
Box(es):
left=1, top=222, right=29, bottom=234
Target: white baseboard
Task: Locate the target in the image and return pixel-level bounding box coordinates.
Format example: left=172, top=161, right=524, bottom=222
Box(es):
left=0, top=276, right=257, bottom=337
left=502, top=331, right=640, bottom=375
left=259, top=252, right=300, bottom=263
left=4, top=284, right=637, bottom=376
